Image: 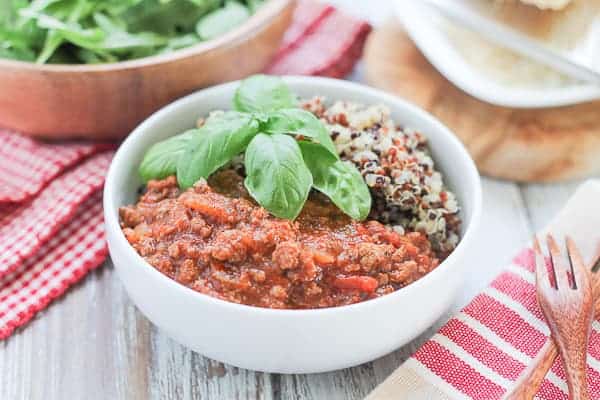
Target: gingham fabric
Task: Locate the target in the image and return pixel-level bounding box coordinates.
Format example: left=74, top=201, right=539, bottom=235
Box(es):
left=0, top=130, right=111, bottom=203
left=366, top=181, right=600, bottom=400
left=0, top=153, right=112, bottom=277
left=0, top=192, right=108, bottom=339
left=0, top=0, right=370, bottom=339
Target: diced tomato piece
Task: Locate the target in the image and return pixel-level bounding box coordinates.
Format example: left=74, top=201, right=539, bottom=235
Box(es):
left=381, top=230, right=402, bottom=247
left=405, top=243, right=419, bottom=258
left=182, top=195, right=228, bottom=221
left=313, top=250, right=335, bottom=265
left=333, top=275, right=378, bottom=293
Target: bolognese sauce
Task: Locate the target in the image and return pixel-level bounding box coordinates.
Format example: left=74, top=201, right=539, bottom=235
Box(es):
left=120, top=170, right=440, bottom=309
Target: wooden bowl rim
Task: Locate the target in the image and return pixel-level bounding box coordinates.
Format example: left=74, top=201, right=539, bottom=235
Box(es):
left=0, top=0, right=293, bottom=73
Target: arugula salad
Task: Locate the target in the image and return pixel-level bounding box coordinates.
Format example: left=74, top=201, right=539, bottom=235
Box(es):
left=139, top=74, right=373, bottom=221
left=0, top=0, right=263, bottom=64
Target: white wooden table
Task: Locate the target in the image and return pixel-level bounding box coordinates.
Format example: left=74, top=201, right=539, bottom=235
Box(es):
left=0, top=2, right=591, bottom=399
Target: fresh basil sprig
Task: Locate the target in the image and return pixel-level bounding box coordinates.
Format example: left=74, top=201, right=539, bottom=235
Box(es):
left=244, top=133, right=313, bottom=220
left=299, top=141, right=372, bottom=220
left=139, top=74, right=372, bottom=221
left=233, top=74, right=297, bottom=113
left=139, top=129, right=196, bottom=183
left=263, top=108, right=337, bottom=157
left=177, top=111, right=259, bottom=189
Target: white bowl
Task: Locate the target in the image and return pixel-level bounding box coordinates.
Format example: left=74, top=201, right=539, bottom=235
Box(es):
left=103, top=76, right=482, bottom=373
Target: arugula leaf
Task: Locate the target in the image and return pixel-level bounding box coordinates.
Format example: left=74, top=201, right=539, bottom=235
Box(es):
left=233, top=74, right=297, bottom=113
left=196, top=1, right=250, bottom=40
left=263, top=108, right=338, bottom=157
left=93, top=13, right=168, bottom=50
left=177, top=111, right=259, bottom=189
left=139, top=129, right=196, bottom=182
left=0, top=27, right=37, bottom=61
left=20, top=0, right=99, bottom=64
left=2, top=0, right=259, bottom=64
left=246, top=0, right=264, bottom=13
left=244, top=133, right=313, bottom=220
left=159, top=33, right=200, bottom=53
left=21, top=10, right=104, bottom=44
left=123, top=0, right=220, bottom=36
left=299, top=141, right=372, bottom=220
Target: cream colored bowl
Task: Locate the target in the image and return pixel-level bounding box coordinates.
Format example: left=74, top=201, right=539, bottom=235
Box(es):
left=0, top=0, right=294, bottom=140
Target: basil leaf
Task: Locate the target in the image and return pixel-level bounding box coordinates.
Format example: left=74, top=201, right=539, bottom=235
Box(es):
left=244, top=133, right=312, bottom=220
left=139, top=129, right=196, bottom=182
left=233, top=74, right=297, bottom=113
left=196, top=1, right=249, bottom=40
left=177, top=111, right=259, bottom=189
left=299, top=141, right=372, bottom=220
left=263, top=108, right=338, bottom=157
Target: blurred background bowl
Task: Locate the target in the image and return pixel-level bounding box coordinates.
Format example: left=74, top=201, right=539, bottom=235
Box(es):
left=0, top=0, right=295, bottom=140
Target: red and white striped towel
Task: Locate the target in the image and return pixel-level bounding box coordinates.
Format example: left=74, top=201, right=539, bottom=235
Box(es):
left=0, top=0, right=371, bottom=340
left=367, top=180, right=600, bottom=400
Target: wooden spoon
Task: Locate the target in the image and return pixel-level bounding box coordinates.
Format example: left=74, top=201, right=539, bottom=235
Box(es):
left=503, top=241, right=600, bottom=400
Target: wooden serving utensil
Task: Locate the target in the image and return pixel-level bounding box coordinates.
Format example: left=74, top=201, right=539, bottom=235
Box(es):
left=536, top=235, right=594, bottom=399
left=503, top=241, right=600, bottom=400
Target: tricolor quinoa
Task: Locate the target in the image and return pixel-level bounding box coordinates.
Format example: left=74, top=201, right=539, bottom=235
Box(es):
left=302, top=97, right=461, bottom=257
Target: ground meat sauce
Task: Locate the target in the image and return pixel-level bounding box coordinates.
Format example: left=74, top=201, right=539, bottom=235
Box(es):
left=120, top=171, right=440, bottom=309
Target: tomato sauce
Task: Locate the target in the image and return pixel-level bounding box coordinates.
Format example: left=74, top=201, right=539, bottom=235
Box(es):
left=119, top=171, right=440, bottom=309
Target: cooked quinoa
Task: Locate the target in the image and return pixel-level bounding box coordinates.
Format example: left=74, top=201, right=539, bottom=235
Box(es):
left=302, top=97, right=461, bottom=257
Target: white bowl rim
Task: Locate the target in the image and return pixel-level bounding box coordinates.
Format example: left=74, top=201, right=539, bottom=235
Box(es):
left=104, top=75, right=483, bottom=317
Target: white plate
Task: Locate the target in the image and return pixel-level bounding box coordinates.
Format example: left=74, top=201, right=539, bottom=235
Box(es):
left=394, top=1, right=600, bottom=108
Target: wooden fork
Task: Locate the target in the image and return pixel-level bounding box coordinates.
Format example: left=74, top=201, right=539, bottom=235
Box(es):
left=537, top=235, right=594, bottom=399
left=504, top=235, right=596, bottom=400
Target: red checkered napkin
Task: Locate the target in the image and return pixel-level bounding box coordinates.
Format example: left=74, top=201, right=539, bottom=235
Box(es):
left=0, top=1, right=371, bottom=340
left=0, top=153, right=112, bottom=277
left=367, top=181, right=600, bottom=400
left=0, top=130, right=110, bottom=203
left=0, top=192, right=107, bottom=339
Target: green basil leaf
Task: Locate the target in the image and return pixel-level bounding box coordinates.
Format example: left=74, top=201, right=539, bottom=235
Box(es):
left=196, top=1, right=249, bottom=40
left=263, top=108, right=338, bottom=157
left=299, top=141, right=372, bottom=220
left=244, top=133, right=312, bottom=220
left=139, top=129, right=196, bottom=182
left=177, top=111, right=259, bottom=189
left=233, top=74, right=297, bottom=113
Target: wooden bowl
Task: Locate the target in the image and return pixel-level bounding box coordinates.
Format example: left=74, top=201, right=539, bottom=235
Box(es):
left=0, top=0, right=295, bottom=140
